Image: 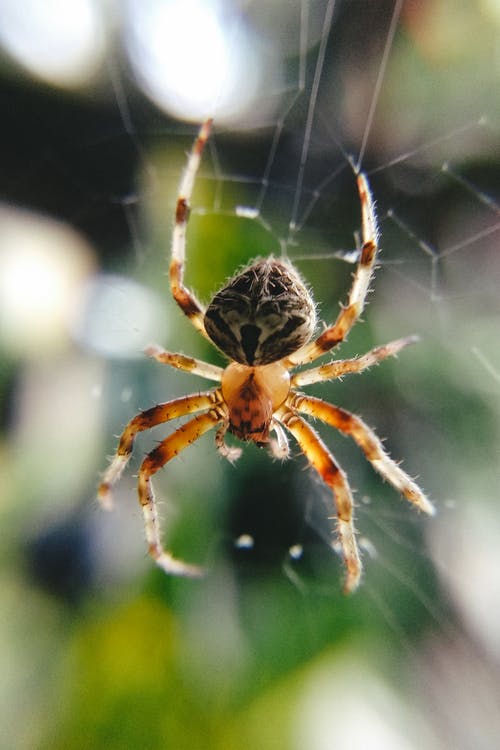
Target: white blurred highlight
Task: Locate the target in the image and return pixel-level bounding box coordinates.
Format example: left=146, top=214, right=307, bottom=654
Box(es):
left=72, top=274, right=168, bottom=358
left=124, top=0, right=270, bottom=123
left=0, top=206, right=96, bottom=356
left=294, top=657, right=437, bottom=750
left=234, top=534, right=254, bottom=549
left=0, top=0, right=105, bottom=87
left=430, top=501, right=500, bottom=660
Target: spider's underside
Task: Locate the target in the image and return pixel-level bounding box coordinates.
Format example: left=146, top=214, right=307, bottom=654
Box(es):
left=98, top=119, right=434, bottom=593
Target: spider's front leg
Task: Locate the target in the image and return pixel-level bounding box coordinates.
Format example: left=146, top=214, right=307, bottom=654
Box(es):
left=279, top=408, right=362, bottom=593
left=291, top=393, right=435, bottom=515
left=97, top=391, right=219, bottom=509
left=138, top=410, right=224, bottom=577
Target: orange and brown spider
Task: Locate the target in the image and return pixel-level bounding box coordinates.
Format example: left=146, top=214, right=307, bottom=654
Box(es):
left=98, top=119, right=434, bottom=593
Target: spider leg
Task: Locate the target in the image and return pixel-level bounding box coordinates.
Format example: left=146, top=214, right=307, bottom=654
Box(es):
left=291, top=335, right=418, bottom=387
left=138, top=411, right=223, bottom=577
left=215, top=421, right=243, bottom=463
left=97, top=390, right=221, bottom=509
left=170, top=119, right=213, bottom=339
left=278, top=407, right=362, bottom=593
left=268, top=419, right=290, bottom=459
left=145, top=343, right=223, bottom=381
left=290, top=393, right=435, bottom=515
left=287, top=170, right=380, bottom=366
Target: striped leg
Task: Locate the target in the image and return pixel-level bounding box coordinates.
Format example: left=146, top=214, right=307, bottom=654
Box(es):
left=97, top=391, right=220, bottom=509
left=291, top=335, right=418, bottom=387
left=279, top=409, right=362, bottom=593
left=291, top=394, right=435, bottom=515
left=170, top=119, right=213, bottom=338
left=287, top=171, right=380, bottom=366
left=138, top=411, right=223, bottom=577
left=145, top=343, right=223, bottom=381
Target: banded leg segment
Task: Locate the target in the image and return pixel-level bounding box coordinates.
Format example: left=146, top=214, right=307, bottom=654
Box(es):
left=145, top=343, right=223, bottom=382
left=291, top=335, right=418, bottom=387
left=97, top=390, right=221, bottom=509
left=279, top=408, right=362, bottom=593
left=138, top=411, right=223, bottom=576
left=288, top=171, right=380, bottom=366
left=170, top=119, right=213, bottom=337
left=291, top=394, right=435, bottom=515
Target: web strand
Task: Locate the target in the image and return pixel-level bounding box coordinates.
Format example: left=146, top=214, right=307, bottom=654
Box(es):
left=355, top=0, right=404, bottom=171
left=288, top=0, right=338, bottom=236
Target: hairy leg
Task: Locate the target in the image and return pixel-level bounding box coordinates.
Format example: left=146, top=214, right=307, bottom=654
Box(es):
left=98, top=390, right=221, bottom=509
left=145, top=343, right=223, bottom=381
left=138, top=411, right=223, bottom=576
left=170, top=119, right=213, bottom=337
left=291, top=335, right=418, bottom=387
left=290, top=393, right=434, bottom=515
left=287, top=170, right=380, bottom=366
left=279, top=408, right=362, bottom=593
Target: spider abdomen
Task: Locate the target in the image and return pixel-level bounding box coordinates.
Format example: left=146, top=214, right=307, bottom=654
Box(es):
left=221, top=361, right=290, bottom=442
left=204, top=258, right=316, bottom=365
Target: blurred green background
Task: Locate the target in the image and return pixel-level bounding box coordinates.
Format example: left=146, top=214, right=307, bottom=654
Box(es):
left=1, top=1, right=500, bottom=749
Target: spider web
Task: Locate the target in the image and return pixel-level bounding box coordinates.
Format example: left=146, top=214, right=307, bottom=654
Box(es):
left=1, top=1, right=500, bottom=748
left=91, top=0, right=499, bottom=619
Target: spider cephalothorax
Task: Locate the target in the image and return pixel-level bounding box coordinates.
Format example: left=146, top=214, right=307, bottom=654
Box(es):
left=204, top=257, right=316, bottom=366
left=98, top=119, right=434, bottom=593
left=220, top=361, right=290, bottom=443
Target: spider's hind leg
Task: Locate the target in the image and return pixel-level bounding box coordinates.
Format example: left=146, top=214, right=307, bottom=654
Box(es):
left=286, top=169, right=380, bottom=367
left=170, top=119, right=213, bottom=340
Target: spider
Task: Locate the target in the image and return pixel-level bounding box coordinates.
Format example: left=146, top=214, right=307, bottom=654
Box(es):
left=97, top=119, right=434, bottom=593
